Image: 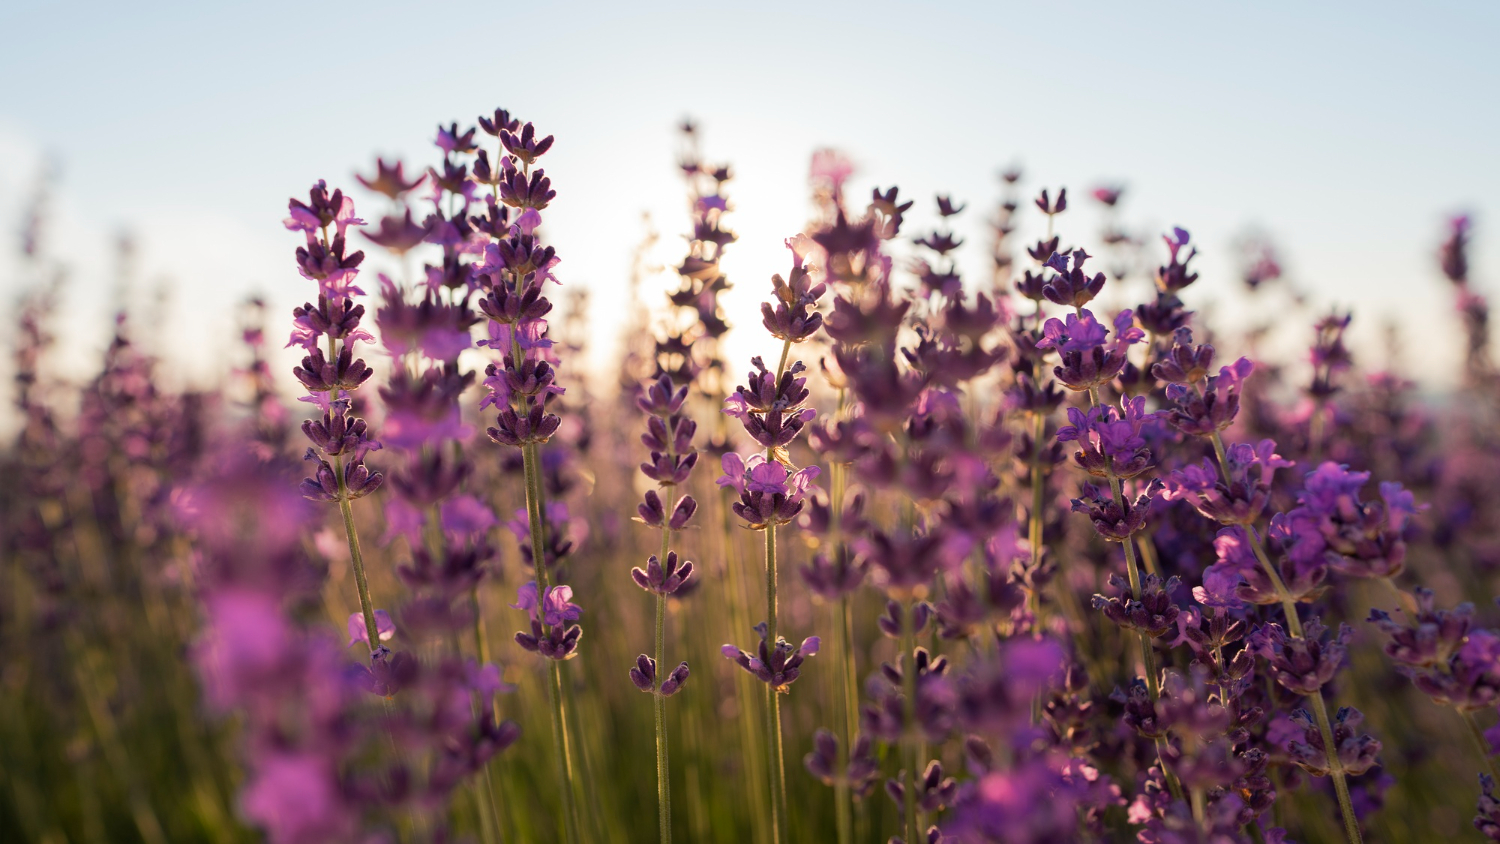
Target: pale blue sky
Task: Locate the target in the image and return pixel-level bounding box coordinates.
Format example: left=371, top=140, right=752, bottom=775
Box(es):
left=2, top=0, right=1497, bottom=403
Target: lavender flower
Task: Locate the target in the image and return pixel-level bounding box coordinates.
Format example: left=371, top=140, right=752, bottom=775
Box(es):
left=717, top=453, right=820, bottom=529
left=1037, top=308, right=1143, bottom=391
left=512, top=582, right=583, bottom=660
left=721, top=623, right=821, bottom=691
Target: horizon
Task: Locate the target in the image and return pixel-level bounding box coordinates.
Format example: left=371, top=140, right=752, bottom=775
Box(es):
left=2, top=1, right=1497, bottom=425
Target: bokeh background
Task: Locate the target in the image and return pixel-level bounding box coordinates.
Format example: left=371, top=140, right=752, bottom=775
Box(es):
left=6, top=3, right=1500, bottom=844
left=2, top=0, right=1498, bottom=420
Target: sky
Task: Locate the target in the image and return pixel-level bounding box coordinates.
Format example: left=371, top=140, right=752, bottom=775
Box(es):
left=2, top=0, right=1497, bottom=414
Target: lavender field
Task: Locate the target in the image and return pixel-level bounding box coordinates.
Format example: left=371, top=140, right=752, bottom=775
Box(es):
left=2, top=13, right=1499, bottom=842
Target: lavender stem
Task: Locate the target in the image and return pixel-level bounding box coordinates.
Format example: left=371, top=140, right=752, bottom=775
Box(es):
left=332, top=452, right=380, bottom=652
left=656, top=526, right=672, bottom=844
left=900, top=598, right=919, bottom=844
left=521, top=440, right=582, bottom=844
left=1464, top=711, right=1500, bottom=781
left=1309, top=691, right=1364, bottom=844
left=1205, top=427, right=1362, bottom=844
left=1087, top=385, right=1180, bottom=800
left=765, top=518, right=788, bottom=844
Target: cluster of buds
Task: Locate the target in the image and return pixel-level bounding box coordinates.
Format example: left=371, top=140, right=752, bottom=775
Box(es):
left=512, top=582, right=583, bottom=660
left=721, top=623, right=820, bottom=692
left=627, top=368, right=699, bottom=695
left=468, top=112, right=565, bottom=449
left=1370, top=590, right=1500, bottom=711
left=284, top=182, right=384, bottom=507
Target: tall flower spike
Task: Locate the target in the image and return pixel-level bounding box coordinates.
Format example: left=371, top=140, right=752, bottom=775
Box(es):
left=285, top=181, right=385, bottom=656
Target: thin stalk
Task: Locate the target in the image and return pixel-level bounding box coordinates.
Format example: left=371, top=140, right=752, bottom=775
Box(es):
left=834, top=595, right=856, bottom=844
left=1308, top=692, right=1364, bottom=844
left=718, top=478, right=772, bottom=844
left=1377, top=576, right=1421, bottom=618
left=1027, top=409, right=1047, bottom=613
left=67, top=632, right=168, bottom=844
left=1136, top=534, right=1163, bottom=578
left=324, top=320, right=380, bottom=653
left=470, top=591, right=506, bottom=844
left=1087, top=385, right=1180, bottom=800
left=333, top=453, right=381, bottom=651
left=828, top=418, right=856, bottom=844
left=762, top=336, right=794, bottom=844
left=1309, top=398, right=1327, bottom=465
left=1465, top=711, right=1500, bottom=780
left=1204, top=428, right=1360, bottom=844
left=520, top=440, right=582, bottom=844
left=900, top=599, right=919, bottom=844
left=765, top=521, right=788, bottom=844
left=477, top=764, right=505, bottom=844
left=655, top=526, right=672, bottom=844
left=1027, top=408, right=1049, bottom=723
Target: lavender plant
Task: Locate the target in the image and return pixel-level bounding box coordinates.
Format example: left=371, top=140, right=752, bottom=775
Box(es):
left=9, top=106, right=1500, bottom=844
left=468, top=108, right=588, bottom=844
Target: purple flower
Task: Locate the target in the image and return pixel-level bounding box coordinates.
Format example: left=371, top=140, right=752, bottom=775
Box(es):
left=718, top=453, right=820, bottom=529
left=1409, top=628, right=1500, bottom=712
left=242, top=752, right=355, bottom=844
left=629, top=655, right=690, bottom=696
left=440, top=495, right=497, bottom=537
left=858, top=525, right=969, bottom=591
left=1163, top=357, right=1254, bottom=435
left=722, top=623, right=820, bottom=691
left=1037, top=311, right=1108, bottom=354
left=1478, top=774, right=1500, bottom=841
left=513, top=582, right=584, bottom=660
left=1041, top=248, right=1107, bottom=309
left=1367, top=587, right=1473, bottom=669
left=346, top=609, right=395, bottom=647
left=1284, top=461, right=1426, bottom=579
left=805, top=729, right=880, bottom=797
left=1155, top=226, right=1199, bottom=292
left=1162, top=438, right=1293, bottom=525
left=541, top=584, right=581, bottom=626
left=1250, top=618, right=1350, bottom=695
left=1092, top=573, right=1181, bottom=637
left=1286, top=706, right=1381, bottom=777
left=943, top=758, right=1097, bottom=844
left=630, top=551, right=695, bottom=595
left=800, top=545, right=869, bottom=599
left=1070, top=479, right=1162, bottom=542
left=357, top=157, right=425, bottom=199
left=1056, top=396, right=1159, bottom=480
left=1037, top=309, right=1141, bottom=391
left=1152, top=326, right=1215, bottom=384
left=284, top=180, right=365, bottom=239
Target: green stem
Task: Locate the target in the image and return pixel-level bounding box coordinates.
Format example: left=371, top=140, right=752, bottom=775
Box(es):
left=765, top=521, right=788, bottom=844
left=520, top=440, right=582, bottom=844
left=1203, top=429, right=1359, bottom=842
left=333, top=453, right=381, bottom=652
left=1465, top=710, right=1500, bottom=780
left=834, top=595, right=856, bottom=844
left=1378, top=575, right=1421, bottom=618
left=1087, top=386, right=1180, bottom=800
left=1028, top=409, right=1047, bottom=612
left=718, top=476, right=771, bottom=844
left=655, top=525, right=672, bottom=844
left=1308, top=691, right=1364, bottom=844
left=470, top=590, right=506, bottom=844
left=900, top=599, right=919, bottom=844
left=67, top=631, right=167, bottom=844
left=829, top=450, right=856, bottom=844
